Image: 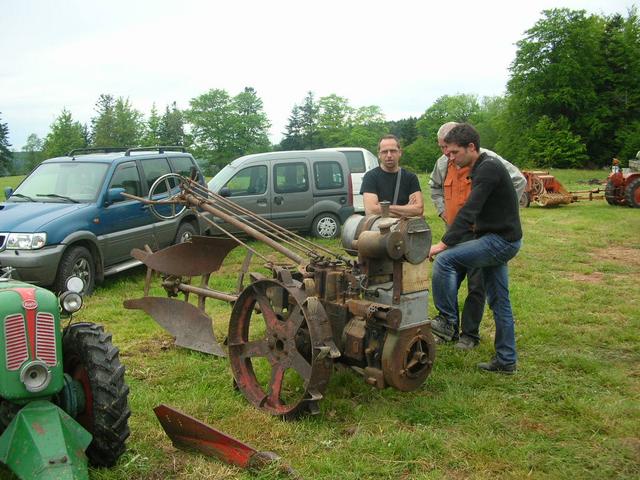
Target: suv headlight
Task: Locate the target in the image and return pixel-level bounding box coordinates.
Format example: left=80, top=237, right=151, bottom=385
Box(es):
left=6, top=233, right=47, bottom=250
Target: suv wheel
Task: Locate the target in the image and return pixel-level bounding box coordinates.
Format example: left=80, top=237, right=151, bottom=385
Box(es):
left=174, top=222, right=197, bottom=244
left=312, top=213, right=340, bottom=239
left=54, top=246, right=95, bottom=295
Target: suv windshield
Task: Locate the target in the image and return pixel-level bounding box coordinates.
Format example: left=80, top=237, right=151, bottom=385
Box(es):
left=11, top=162, right=109, bottom=203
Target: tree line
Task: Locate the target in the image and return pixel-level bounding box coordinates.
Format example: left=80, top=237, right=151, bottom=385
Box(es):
left=1, top=7, right=638, bottom=177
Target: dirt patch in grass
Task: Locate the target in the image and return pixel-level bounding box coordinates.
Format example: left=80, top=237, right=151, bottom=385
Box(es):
left=568, top=272, right=605, bottom=283
left=591, top=247, right=640, bottom=268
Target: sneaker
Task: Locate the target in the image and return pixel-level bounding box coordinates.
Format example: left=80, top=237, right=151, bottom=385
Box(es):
left=455, top=336, right=479, bottom=351
left=430, top=315, right=456, bottom=342
left=477, top=357, right=516, bottom=374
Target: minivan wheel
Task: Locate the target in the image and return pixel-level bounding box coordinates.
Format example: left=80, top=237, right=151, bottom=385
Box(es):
left=174, top=222, right=196, bottom=244
left=54, top=246, right=95, bottom=295
left=312, top=213, right=340, bottom=239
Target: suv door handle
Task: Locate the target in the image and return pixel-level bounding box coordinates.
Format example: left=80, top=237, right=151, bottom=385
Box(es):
left=257, top=199, right=267, bottom=206
left=274, top=196, right=284, bottom=205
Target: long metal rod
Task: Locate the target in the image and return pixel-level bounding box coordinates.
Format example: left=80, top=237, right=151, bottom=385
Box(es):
left=163, top=281, right=238, bottom=303
left=185, top=179, right=345, bottom=260
left=185, top=193, right=307, bottom=265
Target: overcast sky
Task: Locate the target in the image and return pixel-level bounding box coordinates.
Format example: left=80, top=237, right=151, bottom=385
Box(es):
left=0, top=0, right=634, bottom=150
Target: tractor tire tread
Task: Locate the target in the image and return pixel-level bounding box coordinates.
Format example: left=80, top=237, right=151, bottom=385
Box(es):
left=63, top=323, right=130, bottom=468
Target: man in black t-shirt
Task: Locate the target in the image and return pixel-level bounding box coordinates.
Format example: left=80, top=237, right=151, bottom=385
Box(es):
left=360, top=134, right=423, bottom=217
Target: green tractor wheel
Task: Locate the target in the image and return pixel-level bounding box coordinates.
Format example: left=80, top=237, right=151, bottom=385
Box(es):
left=62, top=323, right=130, bottom=467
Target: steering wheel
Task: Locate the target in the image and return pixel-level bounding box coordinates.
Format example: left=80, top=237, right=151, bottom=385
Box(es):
left=147, top=173, right=187, bottom=220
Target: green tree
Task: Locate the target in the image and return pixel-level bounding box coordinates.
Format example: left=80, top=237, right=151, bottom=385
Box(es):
left=280, top=105, right=304, bottom=150
left=0, top=112, right=11, bottom=175
left=91, top=94, right=143, bottom=147
left=299, top=91, right=320, bottom=149
left=42, top=109, right=86, bottom=158
left=416, top=94, right=481, bottom=140
left=143, top=103, right=162, bottom=146
left=22, top=133, right=44, bottom=170
left=159, top=102, right=186, bottom=146
left=185, top=87, right=271, bottom=171
left=317, top=94, right=353, bottom=146
left=502, top=8, right=640, bottom=166
left=526, top=116, right=588, bottom=168
left=231, top=87, right=271, bottom=154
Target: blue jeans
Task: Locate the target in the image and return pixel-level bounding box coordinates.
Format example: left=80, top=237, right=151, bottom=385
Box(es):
left=432, top=234, right=522, bottom=364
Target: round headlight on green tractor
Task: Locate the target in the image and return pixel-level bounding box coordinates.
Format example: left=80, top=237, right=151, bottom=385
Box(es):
left=19, top=360, right=52, bottom=393
left=60, top=291, right=83, bottom=314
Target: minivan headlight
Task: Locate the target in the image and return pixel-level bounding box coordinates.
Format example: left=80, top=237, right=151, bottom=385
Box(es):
left=6, top=233, right=47, bottom=250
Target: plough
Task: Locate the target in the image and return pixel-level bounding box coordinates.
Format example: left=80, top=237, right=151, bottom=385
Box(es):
left=122, top=173, right=436, bottom=419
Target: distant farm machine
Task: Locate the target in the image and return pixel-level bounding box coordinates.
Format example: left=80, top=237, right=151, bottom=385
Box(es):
left=123, top=173, right=436, bottom=419
left=519, top=170, right=603, bottom=207
left=604, top=157, right=640, bottom=208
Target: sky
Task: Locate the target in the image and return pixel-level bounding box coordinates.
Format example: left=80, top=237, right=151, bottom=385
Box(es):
left=0, top=0, right=635, bottom=151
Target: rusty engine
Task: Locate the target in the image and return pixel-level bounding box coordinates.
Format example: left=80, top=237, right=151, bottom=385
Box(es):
left=124, top=174, right=435, bottom=418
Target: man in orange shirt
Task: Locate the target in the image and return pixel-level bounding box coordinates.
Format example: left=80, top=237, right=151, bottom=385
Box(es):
left=429, top=122, right=525, bottom=349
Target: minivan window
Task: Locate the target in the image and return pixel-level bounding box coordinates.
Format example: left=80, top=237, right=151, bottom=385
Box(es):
left=224, top=165, right=267, bottom=196
left=140, top=157, right=173, bottom=195
left=274, top=163, right=308, bottom=194
left=314, top=161, right=344, bottom=190
left=109, top=162, right=142, bottom=199
left=341, top=151, right=366, bottom=173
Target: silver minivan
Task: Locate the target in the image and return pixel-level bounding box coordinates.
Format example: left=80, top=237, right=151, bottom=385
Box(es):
left=207, top=150, right=354, bottom=238
left=317, top=147, right=378, bottom=212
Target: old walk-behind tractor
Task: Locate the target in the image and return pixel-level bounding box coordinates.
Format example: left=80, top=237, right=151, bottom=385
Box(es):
left=124, top=173, right=437, bottom=419
left=0, top=268, right=130, bottom=479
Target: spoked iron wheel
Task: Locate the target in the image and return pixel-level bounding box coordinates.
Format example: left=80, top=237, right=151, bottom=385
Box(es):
left=228, top=279, right=333, bottom=419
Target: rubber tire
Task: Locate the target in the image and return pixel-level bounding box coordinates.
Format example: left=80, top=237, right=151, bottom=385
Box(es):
left=0, top=400, right=21, bottom=434
left=62, top=323, right=130, bottom=468
left=311, top=213, right=340, bottom=239
left=54, top=246, right=95, bottom=295
left=604, top=179, right=618, bottom=205
left=624, top=177, right=640, bottom=208
left=174, top=221, right=196, bottom=244
left=519, top=192, right=530, bottom=208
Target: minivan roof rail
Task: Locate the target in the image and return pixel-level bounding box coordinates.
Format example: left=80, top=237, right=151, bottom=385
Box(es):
left=125, top=146, right=187, bottom=156
left=67, top=147, right=129, bottom=156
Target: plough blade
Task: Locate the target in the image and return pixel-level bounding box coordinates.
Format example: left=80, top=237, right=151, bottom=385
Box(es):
left=131, top=236, right=239, bottom=276
left=153, top=404, right=299, bottom=477
left=124, top=297, right=225, bottom=356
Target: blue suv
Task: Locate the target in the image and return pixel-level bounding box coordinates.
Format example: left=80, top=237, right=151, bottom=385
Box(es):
left=0, top=147, right=207, bottom=294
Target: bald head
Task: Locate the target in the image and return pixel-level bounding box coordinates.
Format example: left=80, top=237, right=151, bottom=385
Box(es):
left=437, top=122, right=459, bottom=140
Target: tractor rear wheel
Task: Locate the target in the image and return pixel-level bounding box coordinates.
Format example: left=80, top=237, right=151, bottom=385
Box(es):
left=62, top=323, right=130, bottom=467
left=624, top=177, right=640, bottom=208
left=605, top=179, right=619, bottom=205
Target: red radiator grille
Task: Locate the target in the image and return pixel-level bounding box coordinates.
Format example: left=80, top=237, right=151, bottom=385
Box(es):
left=5, top=314, right=28, bottom=371
left=35, top=313, right=57, bottom=367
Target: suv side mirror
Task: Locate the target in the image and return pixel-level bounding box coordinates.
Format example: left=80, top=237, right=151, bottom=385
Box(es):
left=219, top=187, right=231, bottom=198
left=106, top=187, right=126, bottom=204
left=4, top=187, right=13, bottom=200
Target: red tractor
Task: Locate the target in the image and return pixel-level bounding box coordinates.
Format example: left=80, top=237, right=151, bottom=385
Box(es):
left=605, top=156, right=640, bottom=208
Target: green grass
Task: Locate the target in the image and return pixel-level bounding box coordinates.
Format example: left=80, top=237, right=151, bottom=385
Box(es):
left=1, top=169, right=639, bottom=479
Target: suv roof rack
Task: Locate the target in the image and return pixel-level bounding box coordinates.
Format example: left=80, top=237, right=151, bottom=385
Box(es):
left=125, top=146, right=187, bottom=156
left=67, top=147, right=130, bottom=156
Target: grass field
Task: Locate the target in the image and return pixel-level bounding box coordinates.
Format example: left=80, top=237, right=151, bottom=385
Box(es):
left=1, top=169, right=639, bottom=479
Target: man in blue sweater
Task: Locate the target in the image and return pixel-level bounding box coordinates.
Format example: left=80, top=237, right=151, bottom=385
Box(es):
left=429, top=123, right=523, bottom=374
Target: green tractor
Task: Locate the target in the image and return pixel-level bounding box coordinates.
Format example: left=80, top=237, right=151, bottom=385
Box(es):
left=0, top=267, right=130, bottom=479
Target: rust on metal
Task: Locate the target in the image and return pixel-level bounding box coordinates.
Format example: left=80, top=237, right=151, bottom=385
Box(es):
left=153, top=404, right=299, bottom=477
left=124, top=297, right=225, bottom=356
left=132, top=236, right=238, bottom=277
